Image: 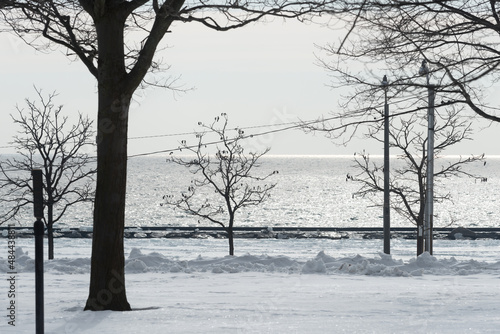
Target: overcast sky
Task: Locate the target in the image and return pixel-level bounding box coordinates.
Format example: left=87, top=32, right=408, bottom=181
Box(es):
left=1, top=18, right=498, bottom=157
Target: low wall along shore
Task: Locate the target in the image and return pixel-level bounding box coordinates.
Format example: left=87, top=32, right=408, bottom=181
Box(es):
left=1, top=226, right=499, bottom=240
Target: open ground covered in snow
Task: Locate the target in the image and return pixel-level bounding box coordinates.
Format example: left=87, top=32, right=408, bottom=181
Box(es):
left=1, top=238, right=499, bottom=333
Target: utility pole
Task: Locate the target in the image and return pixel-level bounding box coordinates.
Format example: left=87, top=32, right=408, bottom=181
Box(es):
left=419, top=60, right=435, bottom=255
left=425, top=85, right=435, bottom=255
left=382, top=75, right=390, bottom=254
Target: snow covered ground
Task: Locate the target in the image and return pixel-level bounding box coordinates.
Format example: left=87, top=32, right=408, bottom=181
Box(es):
left=1, top=237, right=500, bottom=333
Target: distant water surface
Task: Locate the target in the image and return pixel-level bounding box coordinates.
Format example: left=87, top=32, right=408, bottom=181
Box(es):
left=5, top=155, right=500, bottom=229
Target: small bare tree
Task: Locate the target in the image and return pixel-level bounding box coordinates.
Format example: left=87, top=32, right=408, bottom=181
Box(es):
left=349, top=107, right=485, bottom=255
left=0, top=88, right=96, bottom=259
left=163, top=114, right=277, bottom=255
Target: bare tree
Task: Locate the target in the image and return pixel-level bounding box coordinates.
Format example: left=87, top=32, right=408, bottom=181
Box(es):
left=349, top=107, right=484, bottom=255
left=301, top=0, right=497, bottom=256
left=163, top=114, right=277, bottom=256
left=0, top=88, right=95, bottom=260
left=316, top=0, right=500, bottom=135
left=0, top=0, right=340, bottom=310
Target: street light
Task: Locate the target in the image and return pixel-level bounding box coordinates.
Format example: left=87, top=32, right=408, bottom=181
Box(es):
left=382, top=75, right=390, bottom=254
left=419, top=60, right=429, bottom=79
left=419, top=60, right=435, bottom=255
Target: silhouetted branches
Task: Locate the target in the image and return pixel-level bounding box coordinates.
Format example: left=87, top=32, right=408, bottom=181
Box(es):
left=349, top=107, right=485, bottom=229
left=163, top=114, right=277, bottom=255
left=0, top=88, right=96, bottom=259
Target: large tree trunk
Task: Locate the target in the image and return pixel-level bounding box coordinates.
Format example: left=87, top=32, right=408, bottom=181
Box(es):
left=85, top=12, right=132, bottom=311
left=84, top=94, right=130, bottom=310
left=85, top=94, right=131, bottom=310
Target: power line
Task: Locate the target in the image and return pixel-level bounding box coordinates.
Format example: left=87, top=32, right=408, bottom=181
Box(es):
left=1, top=119, right=315, bottom=169
left=127, top=107, right=422, bottom=159
left=127, top=116, right=343, bottom=158
left=127, top=120, right=305, bottom=141
left=2, top=112, right=395, bottom=165
left=0, top=121, right=300, bottom=149
left=128, top=131, right=199, bottom=140
left=0, top=119, right=310, bottom=169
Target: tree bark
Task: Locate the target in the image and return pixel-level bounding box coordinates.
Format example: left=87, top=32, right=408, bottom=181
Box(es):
left=85, top=12, right=131, bottom=311
left=416, top=221, right=424, bottom=256
left=47, top=225, right=54, bottom=260
left=85, top=93, right=131, bottom=310
left=228, top=213, right=235, bottom=256
left=228, top=228, right=234, bottom=256
left=45, top=195, right=54, bottom=259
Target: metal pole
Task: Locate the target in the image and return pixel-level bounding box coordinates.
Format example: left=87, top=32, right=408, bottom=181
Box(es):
left=32, top=169, right=44, bottom=334
left=424, top=85, right=435, bottom=254
left=34, top=218, right=44, bottom=334
left=382, top=75, right=390, bottom=254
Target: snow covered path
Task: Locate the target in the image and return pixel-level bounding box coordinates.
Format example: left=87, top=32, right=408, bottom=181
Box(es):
left=1, top=238, right=499, bottom=333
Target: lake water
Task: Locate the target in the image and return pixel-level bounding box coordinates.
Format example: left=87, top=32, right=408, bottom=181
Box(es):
left=3, top=155, right=500, bottom=229
left=66, top=155, right=500, bottom=229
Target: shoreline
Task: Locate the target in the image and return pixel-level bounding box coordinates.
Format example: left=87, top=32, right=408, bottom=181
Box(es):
left=2, top=226, right=499, bottom=240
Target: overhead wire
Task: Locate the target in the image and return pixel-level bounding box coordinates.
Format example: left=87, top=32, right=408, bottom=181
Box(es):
left=0, top=118, right=316, bottom=170
left=126, top=116, right=344, bottom=158
left=127, top=119, right=308, bottom=141
left=1, top=110, right=401, bottom=169
left=127, top=108, right=427, bottom=159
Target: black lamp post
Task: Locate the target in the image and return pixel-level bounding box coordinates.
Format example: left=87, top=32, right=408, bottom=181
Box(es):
left=382, top=75, right=390, bottom=254
left=32, top=169, right=44, bottom=334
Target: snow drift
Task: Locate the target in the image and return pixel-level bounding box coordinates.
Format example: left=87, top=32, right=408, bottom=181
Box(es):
left=4, top=246, right=499, bottom=277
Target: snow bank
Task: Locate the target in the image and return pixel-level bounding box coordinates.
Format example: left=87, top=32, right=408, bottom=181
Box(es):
left=2, top=246, right=499, bottom=277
